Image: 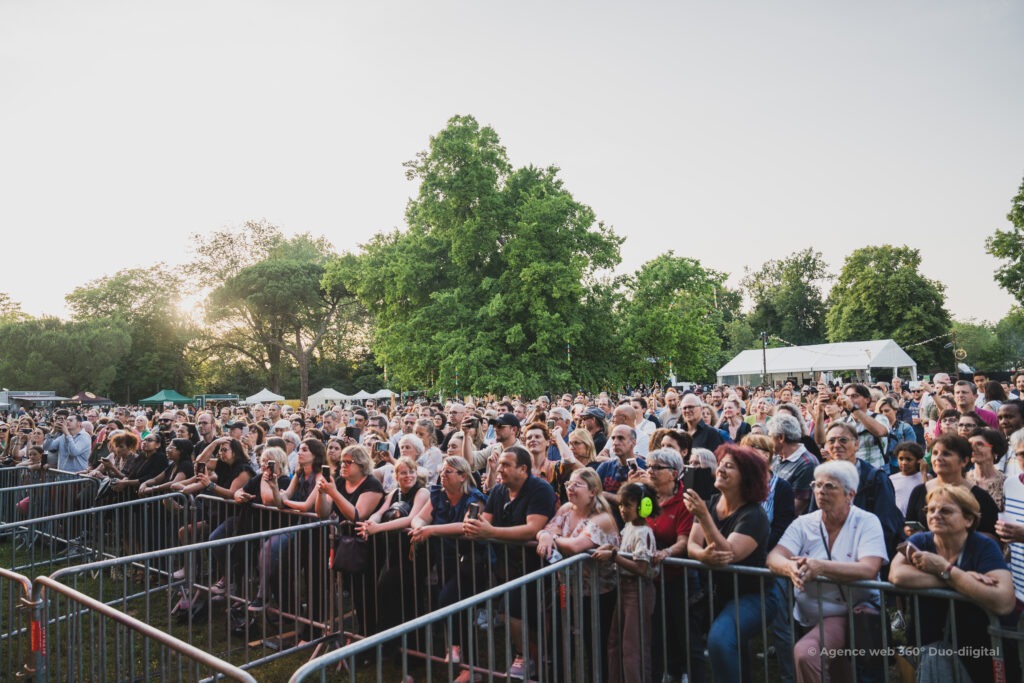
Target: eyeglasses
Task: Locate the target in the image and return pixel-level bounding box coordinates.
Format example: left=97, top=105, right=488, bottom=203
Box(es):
left=925, top=505, right=960, bottom=518
left=341, top=459, right=354, bottom=466
left=941, top=417, right=959, bottom=424
left=565, top=480, right=587, bottom=489
left=647, top=465, right=674, bottom=472
left=811, top=481, right=842, bottom=492
left=440, top=468, right=462, bottom=477
left=957, top=422, right=978, bottom=429
left=825, top=436, right=852, bottom=445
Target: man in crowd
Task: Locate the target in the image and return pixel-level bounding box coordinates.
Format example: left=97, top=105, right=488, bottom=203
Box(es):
left=680, top=392, right=725, bottom=451
left=194, top=411, right=219, bottom=453
left=769, top=413, right=817, bottom=516
left=820, top=384, right=889, bottom=471
left=596, top=424, right=640, bottom=505
left=43, top=413, right=91, bottom=471
left=464, top=413, right=521, bottom=475
left=578, top=407, right=608, bottom=454
left=935, top=380, right=999, bottom=429
left=659, top=389, right=682, bottom=428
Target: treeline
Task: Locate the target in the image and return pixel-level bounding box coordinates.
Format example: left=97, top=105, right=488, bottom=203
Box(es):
left=3, top=116, right=1023, bottom=402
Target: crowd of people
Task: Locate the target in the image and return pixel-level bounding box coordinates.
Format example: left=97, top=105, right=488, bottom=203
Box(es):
left=3, top=371, right=1024, bottom=682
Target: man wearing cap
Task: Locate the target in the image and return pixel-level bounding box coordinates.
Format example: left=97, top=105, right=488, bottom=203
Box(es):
left=462, top=413, right=522, bottom=483
left=578, top=406, right=608, bottom=455
left=226, top=421, right=245, bottom=442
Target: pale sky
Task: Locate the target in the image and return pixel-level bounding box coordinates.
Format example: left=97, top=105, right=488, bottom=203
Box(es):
left=2, top=1, right=1022, bottom=324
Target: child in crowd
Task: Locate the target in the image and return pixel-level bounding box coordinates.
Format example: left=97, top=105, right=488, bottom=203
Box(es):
left=889, top=441, right=927, bottom=516
left=595, top=482, right=660, bottom=683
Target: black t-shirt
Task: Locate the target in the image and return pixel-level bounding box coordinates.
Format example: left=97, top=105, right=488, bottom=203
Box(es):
left=484, top=476, right=557, bottom=573
left=905, top=483, right=998, bottom=536
left=333, top=474, right=385, bottom=521
left=705, top=494, right=770, bottom=607
left=164, top=458, right=195, bottom=481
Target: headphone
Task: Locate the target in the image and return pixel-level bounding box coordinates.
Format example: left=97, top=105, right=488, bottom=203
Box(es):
left=638, top=494, right=654, bottom=519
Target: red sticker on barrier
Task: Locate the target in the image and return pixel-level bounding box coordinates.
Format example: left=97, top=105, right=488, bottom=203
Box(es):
left=31, top=620, right=45, bottom=654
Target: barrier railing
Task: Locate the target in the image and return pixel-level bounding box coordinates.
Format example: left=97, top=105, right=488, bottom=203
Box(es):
left=0, top=567, right=36, bottom=680
left=34, top=575, right=257, bottom=682
left=0, top=493, right=192, bottom=575
left=0, top=475, right=99, bottom=526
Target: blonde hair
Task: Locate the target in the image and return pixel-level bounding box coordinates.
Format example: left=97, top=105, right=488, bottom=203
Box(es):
left=343, top=444, right=374, bottom=477
left=926, top=484, right=981, bottom=531
left=572, top=468, right=611, bottom=516
left=568, top=428, right=596, bottom=460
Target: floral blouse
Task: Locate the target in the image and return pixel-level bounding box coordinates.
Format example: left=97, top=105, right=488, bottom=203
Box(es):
left=546, top=508, right=619, bottom=594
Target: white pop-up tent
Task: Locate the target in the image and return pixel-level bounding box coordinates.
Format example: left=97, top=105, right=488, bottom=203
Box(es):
left=370, top=389, right=395, bottom=399
left=306, top=388, right=348, bottom=410
left=716, top=339, right=918, bottom=387
left=244, top=388, right=286, bottom=404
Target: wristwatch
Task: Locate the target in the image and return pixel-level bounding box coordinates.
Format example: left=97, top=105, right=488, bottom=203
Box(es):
left=939, top=561, right=955, bottom=581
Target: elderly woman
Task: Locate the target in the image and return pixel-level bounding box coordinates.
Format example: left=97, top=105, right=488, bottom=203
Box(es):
left=967, top=428, right=1007, bottom=511
left=632, top=447, right=694, bottom=683
left=414, top=418, right=444, bottom=483
left=409, top=456, right=489, bottom=679
left=767, top=460, right=887, bottom=683
left=685, top=444, right=781, bottom=683
left=905, top=433, right=999, bottom=537
left=890, top=485, right=1018, bottom=682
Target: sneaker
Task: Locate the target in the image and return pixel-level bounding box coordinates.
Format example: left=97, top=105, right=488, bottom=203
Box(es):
left=452, top=669, right=481, bottom=683
left=171, top=567, right=186, bottom=580
left=209, top=578, right=229, bottom=596
left=446, top=645, right=462, bottom=665
left=508, top=655, right=535, bottom=680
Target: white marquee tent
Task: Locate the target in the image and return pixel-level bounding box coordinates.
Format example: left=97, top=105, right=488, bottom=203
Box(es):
left=716, top=339, right=918, bottom=386
left=243, top=388, right=285, bottom=404
left=306, top=388, right=348, bottom=410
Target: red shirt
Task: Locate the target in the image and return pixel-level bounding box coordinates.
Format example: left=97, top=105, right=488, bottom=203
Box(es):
left=646, top=485, right=693, bottom=579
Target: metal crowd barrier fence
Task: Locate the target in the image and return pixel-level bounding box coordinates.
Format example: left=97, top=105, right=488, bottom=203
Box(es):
left=0, top=567, right=36, bottom=680
left=0, top=474, right=99, bottom=526
left=44, top=506, right=334, bottom=678
left=0, top=493, right=192, bottom=576
left=34, top=575, right=256, bottom=682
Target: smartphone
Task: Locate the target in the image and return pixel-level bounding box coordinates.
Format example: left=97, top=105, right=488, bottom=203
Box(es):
left=904, top=541, right=920, bottom=561
left=321, top=465, right=331, bottom=479
left=373, top=441, right=390, bottom=453
left=627, top=458, right=638, bottom=473
left=905, top=520, right=926, bottom=532
left=267, top=460, right=276, bottom=475
left=20, top=428, right=31, bottom=435
left=344, top=426, right=360, bottom=440
left=195, top=462, right=206, bottom=475
left=546, top=419, right=555, bottom=429
left=682, top=466, right=697, bottom=491
left=467, top=502, right=481, bottom=520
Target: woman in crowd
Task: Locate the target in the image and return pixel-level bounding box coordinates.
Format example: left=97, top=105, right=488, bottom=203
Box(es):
left=414, top=418, right=444, bottom=483
left=982, top=380, right=1008, bottom=414
left=140, top=438, right=195, bottom=497
left=702, top=405, right=730, bottom=443
left=767, top=460, right=887, bottom=683
left=409, top=455, right=488, bottom=681
left=956, top=411, right=985, bottom=440
left=175, top=422, right=200, bottom=446
left=650, top=428, right=692, bottom=457
left=717, top=399, right=751, bottom=444
left=537, top=468, right=619, bottom=681
left=966, top=428, right=1007, bottom=511
left=905, top=433, right=999, bottom=538
left=751, top=398, right=774, bottom=431
left=357, top=456, right=430, bottom=635
left=636, top=447, right=694, bottom=683
left=890, top=485, right=1018, bottom=682
left=685, top=444, right=780, bottom=683
left=317, top=445, right=384, bottom=636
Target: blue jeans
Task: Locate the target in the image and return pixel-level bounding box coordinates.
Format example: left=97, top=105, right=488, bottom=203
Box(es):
left=708, top=584, right=783, bottom=683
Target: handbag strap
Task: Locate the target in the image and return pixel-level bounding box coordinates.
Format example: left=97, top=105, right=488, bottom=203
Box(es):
left=818, top=521, right=848, bottom=603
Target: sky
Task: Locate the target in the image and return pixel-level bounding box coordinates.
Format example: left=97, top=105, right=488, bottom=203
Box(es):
left=2, top=0, right=1022, bottom=324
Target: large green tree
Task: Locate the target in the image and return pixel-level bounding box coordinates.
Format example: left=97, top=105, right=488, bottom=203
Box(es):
left=741, top=248, right=830, bottom=346
left=825, top=245, right=952, bottom=371
left=0, top=293, right=29, bottom=322
left=986, top=176, right=1024, bottom=305
left=618, top=254, right=734, bottom=384
left=330, top=115, right=622, bottom=396
left=206, top=235, right=361, bottom=401
left=65, top=266, right=196, bottom=401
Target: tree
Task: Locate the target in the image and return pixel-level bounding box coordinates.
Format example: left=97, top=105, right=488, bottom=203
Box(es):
left=0, top=293, right=29, bottom=322
left=953, top=320, right=1014, bottom=372
left=332, top=114, right=622, bottom=396
left=65, top=266, right=197, bottom=401
left=618, top=254, right=732, bottom=384
left=986, top=176, right=1024, bottom=305
left=741, top=248, right=830, bottom=346
left=206, top=235, right=361, bottom=401
left=825, top=245, right=952, bottom=371
left=994, top=309, right=1024, bottom=370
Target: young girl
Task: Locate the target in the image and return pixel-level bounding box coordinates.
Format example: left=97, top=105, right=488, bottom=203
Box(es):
left=594, top=482, right=660, bottom=683
left=889, top=441, right=927, bottom=516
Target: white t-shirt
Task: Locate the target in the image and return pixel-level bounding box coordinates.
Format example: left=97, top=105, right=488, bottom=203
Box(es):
left=1003, top=473, right=1024, bottom=602
left=776, top=506, right=887, bottom=627
left=889, top=471, right=927, bottom=516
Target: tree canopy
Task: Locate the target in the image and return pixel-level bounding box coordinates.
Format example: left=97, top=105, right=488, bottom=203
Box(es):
left=742, top=248, right=830, bottom=346
left=987, top=176, right=1024, bottom=306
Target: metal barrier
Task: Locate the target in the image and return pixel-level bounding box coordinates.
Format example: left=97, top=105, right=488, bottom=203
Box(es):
left=0, top=474, right=99, bottom=526
left=0, top=567, right=37, bottom=680
left=34, top=575, right=257, bottom=682
left=0, top=493, right=192, bottom=575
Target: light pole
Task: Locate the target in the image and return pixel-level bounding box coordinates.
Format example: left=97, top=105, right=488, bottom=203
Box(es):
left=760, top=331, right=768, bottom=387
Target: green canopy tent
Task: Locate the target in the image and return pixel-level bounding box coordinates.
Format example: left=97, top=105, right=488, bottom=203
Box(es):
left=138, top=389, right=196, bottom=405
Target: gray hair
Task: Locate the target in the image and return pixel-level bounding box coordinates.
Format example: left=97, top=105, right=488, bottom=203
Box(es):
left=774, top=402, right=809, bottom=436
left=646, top=447, right=684, bottom=472
left=282, top=431, right=301, bottom=447
left=814, top=460, right=859, bottom=495
left=322, top=410, right=339, bottom=421
left=1010, top=429, right=1024, bottom=453
left=767, top=413, right=803, bottom=443
left=399, top=433, right=425, bottom=456
left=690, top=448, right=718, bottom=469
left=549, top=407, right=571, bottom=421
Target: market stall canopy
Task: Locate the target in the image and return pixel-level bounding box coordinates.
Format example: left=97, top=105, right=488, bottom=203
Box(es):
left=68, top=391, right=114, bottom=405
left=138, top=389, right=196, bottom=405
left=306, top=388, right=347, bottom=409
left=244, top=388, right=285, bottom=404
left=370, top=389, right=395, bottom=399
left=716, top=339, right=918, bottom=386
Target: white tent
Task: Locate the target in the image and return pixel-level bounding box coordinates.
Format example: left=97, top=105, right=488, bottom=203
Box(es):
left=716, top=339, right=918, bottom=386
left=350, top=390, right=373, bottom=401
left=306, top=388, right=348, bottom=409
left=243, top=388, right=285, bottom=404
left=370, top=389, right=395, bottom=399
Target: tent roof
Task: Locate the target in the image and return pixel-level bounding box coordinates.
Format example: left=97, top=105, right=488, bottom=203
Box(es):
left=308, top=388, right=347, bottom=401
left=716, top=339, right=917, bottom=380
left=370, top=389, right=395, bottom=399
left=139, top=389, right=195, bottom=405
left=350, top=390, right=373, bottom=400
left=68, top=391, right=114, bottom=405
left=244, top=388, right=285, bottom=404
